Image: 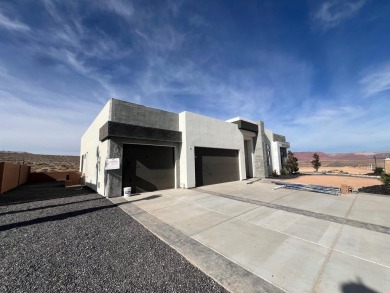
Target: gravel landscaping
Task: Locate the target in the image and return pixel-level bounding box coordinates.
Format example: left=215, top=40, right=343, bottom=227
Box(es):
left=359, top=184, right=390, bottom=195
left=0, top=182, right=227, bottom=293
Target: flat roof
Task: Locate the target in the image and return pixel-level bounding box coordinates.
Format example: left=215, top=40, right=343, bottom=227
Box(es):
left=226, top=117, right=257, bottom=124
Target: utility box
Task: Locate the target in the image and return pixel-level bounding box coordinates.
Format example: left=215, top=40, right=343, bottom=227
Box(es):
left=340, top=184, right=352, bottom=194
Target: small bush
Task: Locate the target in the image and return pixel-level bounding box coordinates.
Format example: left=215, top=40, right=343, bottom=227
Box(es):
left=374, top=167, right=384, bottom=175
left=284, top=151, right=299, bottom=174
left=272, top=170, right=278, bottom=177
left=381, top=173, right=390, bottom=185
left=280, top=169, right=287, bottom=176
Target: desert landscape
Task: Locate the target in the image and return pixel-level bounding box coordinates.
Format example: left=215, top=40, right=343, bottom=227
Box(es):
left=295, top=151, right=390, bottom=173
left=280, top=151, right=390, bottom=193
left=1, top=150, right=389, bottom=176
left=0, top=151, right=79, bottom=172
left=1, top=150, right=388, bottom=194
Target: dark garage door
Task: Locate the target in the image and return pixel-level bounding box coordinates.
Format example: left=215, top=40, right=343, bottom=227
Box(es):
left=195, top=147, right=239, bottom=187
left=122, top=144, right=175, bottom=193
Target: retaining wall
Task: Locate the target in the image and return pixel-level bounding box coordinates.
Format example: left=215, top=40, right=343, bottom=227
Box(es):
left=28, top=171, right=81, bottom=186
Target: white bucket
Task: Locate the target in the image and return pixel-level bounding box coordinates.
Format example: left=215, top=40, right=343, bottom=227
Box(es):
left=123, top=187, right=132, bottom=197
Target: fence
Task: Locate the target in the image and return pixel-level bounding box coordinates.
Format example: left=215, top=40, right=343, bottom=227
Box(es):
left=1, top=163, right=82, bottom=195
left=0, top=162, right=31, bottom=194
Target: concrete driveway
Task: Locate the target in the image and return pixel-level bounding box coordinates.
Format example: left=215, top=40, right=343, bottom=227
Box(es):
left=111, top=180, right=390, bottom=293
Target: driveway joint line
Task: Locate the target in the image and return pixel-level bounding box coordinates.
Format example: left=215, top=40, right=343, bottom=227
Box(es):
left=193, top=237, right=288, bottom=293
left=310, top=193, right=359, bottom=292
left=332, top=248, right=390, bottom=269
left=195, top=188, right=390, bottom=235
left=110, top=197, right=286, bottom=293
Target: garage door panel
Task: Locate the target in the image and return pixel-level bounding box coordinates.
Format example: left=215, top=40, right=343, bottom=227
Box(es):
left=123, top=144, right=174, bottom=193
left=195, top=147, right=239, bottom=187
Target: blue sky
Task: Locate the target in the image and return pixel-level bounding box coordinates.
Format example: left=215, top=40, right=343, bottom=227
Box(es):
left=0, top=0, right=389, bottom=155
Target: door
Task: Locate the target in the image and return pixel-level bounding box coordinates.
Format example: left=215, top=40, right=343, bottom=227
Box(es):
left=195, top=147, right=239, bottom=186
left=122, top=144, right=175, bottom=193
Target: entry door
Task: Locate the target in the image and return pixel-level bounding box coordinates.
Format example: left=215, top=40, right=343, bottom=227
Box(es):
left=195, top=147, right=239, bottom=187
left=122, top=144, right=175, bottom=193
left=244, top=140, right=253, bottom=178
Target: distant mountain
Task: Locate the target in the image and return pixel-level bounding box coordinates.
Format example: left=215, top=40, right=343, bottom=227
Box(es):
left=295, top=151, right=390, bottom=161
left=0, top=151, right=32, bottom=154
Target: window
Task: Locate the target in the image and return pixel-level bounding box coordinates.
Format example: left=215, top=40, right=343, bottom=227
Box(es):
left=266, top=144, right=271, bottom=166
left=81, top=154, right=85, bottom=173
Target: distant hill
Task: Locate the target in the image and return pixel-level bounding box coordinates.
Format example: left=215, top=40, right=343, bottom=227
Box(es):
left=294, top=151, right=390, bottom=168
left=0, top=151, right=79, bottom=172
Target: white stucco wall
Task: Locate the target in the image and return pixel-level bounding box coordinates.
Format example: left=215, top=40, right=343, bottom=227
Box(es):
left=179, top=111, right=246, bottom=188
left=265, top=128, right=290, bottom=175
left=80, top=99, right=111, bottom=195
left=271, top=141, right=282, bottom=174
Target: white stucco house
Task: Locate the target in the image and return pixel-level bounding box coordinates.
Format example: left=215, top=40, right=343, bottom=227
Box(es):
left=80, top=98, right=290, bottom=197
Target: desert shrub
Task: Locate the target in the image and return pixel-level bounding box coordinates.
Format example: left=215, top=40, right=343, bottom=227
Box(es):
left=284, top=151, right=299, bottom=174
left=311, top=153, right=321, bottom=172
left=272, top=170, right=278, bottom=177
left=280, top=168, right=287, bottom=176
left=381, top=173, right=390, bottom=185
left=374, top=167, right=384, bottom=175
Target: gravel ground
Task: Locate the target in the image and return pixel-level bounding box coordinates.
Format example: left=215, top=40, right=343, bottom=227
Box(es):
left=0, top=182, right=227, bottom=293
left=359, top=184, right=390, bottom=195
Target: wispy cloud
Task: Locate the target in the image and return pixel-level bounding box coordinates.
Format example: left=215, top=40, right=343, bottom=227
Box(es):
left=312, top=0, right=365, bottom=30
left=104, top=0, right=134, bottom=19
left=276, top=101, right=390, bottom=152
left=360, top=63, right=390, bottom=97
left=1, top=0, right=389, bottom=154
left=292, top=105, right=365, bottom=125
left=0, top=10, right=30, bottom=31
left=0, top=88, right=103, bottom=154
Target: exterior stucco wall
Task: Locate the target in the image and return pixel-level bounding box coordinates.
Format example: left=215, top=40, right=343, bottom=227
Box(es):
left=110, top=99, right=179, bottom=131
left=264, top=129, right=273, bottom=175
left=80, top=100, right=111, bottom=195
left=253, top=121, right=268, bottom=178
left=264, top=128, right=290, bottom=175
left=81, top=98, right=291, bottom=196
left=103, top=99, right=180, bottom=197
left=179, top=111, right=246, bottom=188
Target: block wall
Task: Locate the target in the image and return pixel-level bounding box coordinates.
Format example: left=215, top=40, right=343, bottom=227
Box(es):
left=0, top=162, right=30, bottom=194
left=385, top=158, right=390, bottom=175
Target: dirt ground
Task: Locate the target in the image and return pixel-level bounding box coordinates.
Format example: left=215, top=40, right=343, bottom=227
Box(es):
left=299, top=166, right=374, bottom=175
left=283, top=175, right=382, bottom=189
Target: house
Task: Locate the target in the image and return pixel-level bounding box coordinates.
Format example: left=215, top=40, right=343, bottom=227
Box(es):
left=80, top=98, right=290, bottom=197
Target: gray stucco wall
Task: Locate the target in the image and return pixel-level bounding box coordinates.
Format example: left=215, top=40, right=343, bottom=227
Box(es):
left=253, top=121, right=268, bottom=178
left=273, top=133, right=286, bottom=143
left=110, top=99, right=179, bottom=131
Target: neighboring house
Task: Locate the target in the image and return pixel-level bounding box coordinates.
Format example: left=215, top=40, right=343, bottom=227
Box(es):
left=80, top=98, right=290, bottom=197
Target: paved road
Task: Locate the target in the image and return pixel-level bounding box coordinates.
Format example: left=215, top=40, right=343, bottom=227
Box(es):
left=0, top=182, right=227, bottom=293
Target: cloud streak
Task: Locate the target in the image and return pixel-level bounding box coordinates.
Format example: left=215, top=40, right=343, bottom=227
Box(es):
left=0, top=10, right=30, bottom=31
left=0, top=1, right=389, bottom=154
left=360, top=63, right=390, bottom=97
left=313, top=0, right=365, bottom=30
